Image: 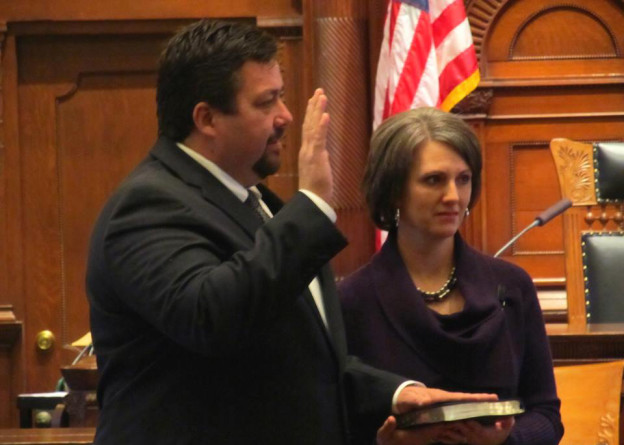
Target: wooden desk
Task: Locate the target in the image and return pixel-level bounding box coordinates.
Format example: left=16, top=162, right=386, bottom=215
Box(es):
left=16, top=393, right=67, bottom=428
left=0, top=428, right=94, bottom=445
left=547, top=323, right=624, bottom=365
left=1, top=316, right=22, bottom=428
left=548, top=324, right=624, bottom=445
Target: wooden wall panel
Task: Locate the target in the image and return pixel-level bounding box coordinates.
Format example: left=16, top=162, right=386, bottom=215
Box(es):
left=0, top=1, right=301, bottom=22
left=464, top=0, right=624, bottom=304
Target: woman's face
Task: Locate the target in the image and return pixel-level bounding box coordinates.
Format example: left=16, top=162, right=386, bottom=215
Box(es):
left=398, top=140, right=472, bottom=241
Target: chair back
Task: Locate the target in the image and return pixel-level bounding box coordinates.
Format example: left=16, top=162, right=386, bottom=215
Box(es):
left=554, top=360, right=624, bottom=445
left=550, top=139, right=624, bottom=327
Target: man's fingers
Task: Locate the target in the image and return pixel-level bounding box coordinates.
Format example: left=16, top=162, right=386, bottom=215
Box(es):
left=376, top=416, right=396, bottom=444
left=304, top=88, right=324, bottom=129
left=302, top=89, right=327, bottom=147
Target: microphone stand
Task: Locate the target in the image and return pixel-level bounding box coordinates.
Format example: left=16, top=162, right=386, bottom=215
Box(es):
left=494, top=198, right=572, bottom=258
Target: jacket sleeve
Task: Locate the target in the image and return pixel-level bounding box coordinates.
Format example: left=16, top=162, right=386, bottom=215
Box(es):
left=88, top=185, right=347, bottom=358
left=343, top=355, right=408, bottom=444
left=506, top=272, right=564, bottom=445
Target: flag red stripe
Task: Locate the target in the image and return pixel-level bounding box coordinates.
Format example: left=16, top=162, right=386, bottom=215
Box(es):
left=388, top=0, right=402, bottom=48
left=438, top=45, right=478, bottom=99
left=389, top=11, right=432, bottom=115
left=431, top=0, right=467, bottom=47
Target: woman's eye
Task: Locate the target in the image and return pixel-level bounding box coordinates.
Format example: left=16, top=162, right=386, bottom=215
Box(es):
left=458, top=174, right=472, bottom=184
left=424, top=175, right=440, bottom=185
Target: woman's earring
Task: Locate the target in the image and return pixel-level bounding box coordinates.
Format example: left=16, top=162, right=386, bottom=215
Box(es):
left=394, top=208, right=400, bottom=227
left=464, top=208, right=470, bottom=217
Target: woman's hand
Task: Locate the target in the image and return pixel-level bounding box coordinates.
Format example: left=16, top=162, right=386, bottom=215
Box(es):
left=377, top=415, right=451, bottom=445
left=436, top=417, right=515, bottom=445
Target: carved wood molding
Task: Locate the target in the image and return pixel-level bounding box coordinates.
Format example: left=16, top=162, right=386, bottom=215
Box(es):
left=598, top=411, right=616, bottom=444
left=315, top=16, right=369, bottom=210
left=550, top=139, right=597, bottom=206
left=509, top=4, right=620, bottom=60
left=583, top=205, right=624, bottom=229
left=465, top=1, right=623, bottom=63
left=465, top=0, right=508, bottom=62
left=451, top=88, right=493, bottom=115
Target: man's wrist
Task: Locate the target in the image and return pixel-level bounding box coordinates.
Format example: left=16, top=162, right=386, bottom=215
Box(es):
left=392, top=380, right=425, bottom=414
left=300, top=189, right=336, bottom=222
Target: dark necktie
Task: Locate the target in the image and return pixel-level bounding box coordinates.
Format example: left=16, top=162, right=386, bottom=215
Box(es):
left=245, top=190, right=271, bottom=224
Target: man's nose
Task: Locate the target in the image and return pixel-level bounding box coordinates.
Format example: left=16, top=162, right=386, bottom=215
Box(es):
left=276, top=98, right=293, bottom=126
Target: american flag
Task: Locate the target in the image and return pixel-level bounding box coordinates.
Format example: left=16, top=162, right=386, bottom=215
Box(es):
left=373, top=0, right=479, bottom=129
left=373, top=0, right=479, bottom=249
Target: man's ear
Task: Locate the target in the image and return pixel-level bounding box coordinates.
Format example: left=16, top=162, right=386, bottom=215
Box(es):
left=192, top=102, right=218, bottom=137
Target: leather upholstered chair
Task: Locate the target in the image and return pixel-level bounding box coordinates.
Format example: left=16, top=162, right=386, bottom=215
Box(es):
left=554, top=360, right=624, bottom=445
left=550, top=139, right=624, bottom=327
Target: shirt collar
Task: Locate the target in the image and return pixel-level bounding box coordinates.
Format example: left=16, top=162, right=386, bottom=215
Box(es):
left=176, top=142, right=258, bottom=202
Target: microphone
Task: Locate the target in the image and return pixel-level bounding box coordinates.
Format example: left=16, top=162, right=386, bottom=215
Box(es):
left=493, top=198, right=572, bottom=258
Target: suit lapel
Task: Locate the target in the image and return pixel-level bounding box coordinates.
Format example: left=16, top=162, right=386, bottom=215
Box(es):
left=149, top=137, right=260, bottom=238
left=151, top=138, right=342, bottom=360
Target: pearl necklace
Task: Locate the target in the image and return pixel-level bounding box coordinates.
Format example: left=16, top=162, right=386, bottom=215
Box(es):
left=415, top=266, right=458, bottom=303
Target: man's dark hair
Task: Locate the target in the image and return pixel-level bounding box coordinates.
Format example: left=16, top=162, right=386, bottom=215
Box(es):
left=156, top=19, right=278, bottom=141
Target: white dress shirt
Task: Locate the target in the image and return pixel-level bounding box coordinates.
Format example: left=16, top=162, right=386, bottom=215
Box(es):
left=176, top=142, right=331, bottom=326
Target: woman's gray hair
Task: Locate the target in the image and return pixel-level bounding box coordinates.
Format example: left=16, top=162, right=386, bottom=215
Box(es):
left=363, top=107, right=482, bottom=231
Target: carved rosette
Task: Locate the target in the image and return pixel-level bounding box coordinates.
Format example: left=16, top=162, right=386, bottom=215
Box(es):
left=465, top=0, right=509, bottom=63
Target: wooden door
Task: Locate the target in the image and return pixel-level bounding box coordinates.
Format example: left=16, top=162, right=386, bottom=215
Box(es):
left=13, top=24, right=166, bottom=396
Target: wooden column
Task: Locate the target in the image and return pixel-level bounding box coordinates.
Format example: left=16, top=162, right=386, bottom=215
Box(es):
left=304, top=0, right=375, bottom=278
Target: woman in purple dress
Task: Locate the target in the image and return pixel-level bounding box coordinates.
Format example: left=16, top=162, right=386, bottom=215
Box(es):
left=340, top=108, right=562, bottom=445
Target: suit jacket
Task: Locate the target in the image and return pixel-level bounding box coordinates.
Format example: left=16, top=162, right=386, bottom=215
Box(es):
left=339, top=233, right=563, bottom=445
left=86, top=137, right=404, bottom=445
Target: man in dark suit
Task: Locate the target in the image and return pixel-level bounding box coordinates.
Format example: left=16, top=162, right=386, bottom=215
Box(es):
left=86, top=19, right=492, bottom=445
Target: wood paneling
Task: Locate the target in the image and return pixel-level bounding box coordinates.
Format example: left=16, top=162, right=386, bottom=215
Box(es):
left=0, top=1, right=301, bottom=22
left=465, top=0, right=624, bottom=300
left=17, top=30, right=165, bottom=395
left=307, top=0, right=375, bottom=278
